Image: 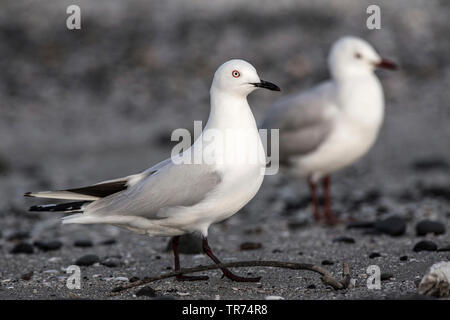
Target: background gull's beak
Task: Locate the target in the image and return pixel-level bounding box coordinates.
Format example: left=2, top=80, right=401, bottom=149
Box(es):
left=252, top=79, right=281, bottom=91
left=376, top=58, right=398, bottom=70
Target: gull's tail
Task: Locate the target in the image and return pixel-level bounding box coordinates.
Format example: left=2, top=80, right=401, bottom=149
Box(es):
left=29, top=201, right=89, bottom=213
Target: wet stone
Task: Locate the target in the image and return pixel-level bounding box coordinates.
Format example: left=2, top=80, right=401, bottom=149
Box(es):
left=7, top=231, right=30, bottom=242
left=34, top=240, right=62, bottom=252
left=240, top=242, right=263, bottom=251
left=416, top=220, right=446, bottom=236
left=75, top=254, right=100, bottom=266
left=10, top=242, right=34, bottom=254
left=74, top=240, right=93, bottom=248
left=136, top=286, right=157, bottom=297
left=333, top=237, right=355, bottom=244
left=413, top=240, right=438, bottom=252
left=374, top=216, right=406, bottom=236
left=369, top=252, right=381, bottom=259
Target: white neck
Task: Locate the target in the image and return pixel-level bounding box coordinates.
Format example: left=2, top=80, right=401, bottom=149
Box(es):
left=205, top=87, right=258, bottom=131
left=335, top=72, right=384, bottom=129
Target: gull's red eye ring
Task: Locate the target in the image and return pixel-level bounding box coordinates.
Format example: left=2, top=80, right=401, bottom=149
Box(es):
left=232, top=70, right=240, bottom=78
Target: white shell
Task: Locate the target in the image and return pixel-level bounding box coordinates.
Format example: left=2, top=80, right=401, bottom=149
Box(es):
left=418, top=261, right=450, bottom=297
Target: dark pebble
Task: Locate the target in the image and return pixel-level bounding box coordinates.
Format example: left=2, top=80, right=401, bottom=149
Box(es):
left=437, top=245, right=450, bottom=252
left=21, top=271, right=33, bottom=281
left=75, top=254, right=100, bottom=266
left=374, top=216, right=406, bottom=236
left=165, top=234, right=203, bottom=254
left=240, top=242, right=262, bottom=251
left=287, top=220, right=309, bottom=230
left=101, top=257, right=121, bottom=268
left=307, top=284, right=316, bottom=289
left=34, top=240, right=62, bottom=252
left=10, top=242, right=34, bottom=254
left=413, top=240, right=438, bottom=252
left=272, top=249, right=283, bottom=253
left=381, top=273, right=394, bottom=281
left=333, top=237, right=355, bottom=244
left=129, top=276, right=140, bottom=283
left=321, top=260, right=334, bottom=265
left=7, top=231, right=30, bottom=242
left=420, top=186, right=450, bottom=200
left=416, top=220, right=446, bottom=236
left=100, top=239, right=116, bottom=246
left=152, top=296, right=176, bottom=300
left=412, top=158, right=449, bottom=172
left=346, top=221, right=375, bottom=229
left=400, top=255, right=408, bottom=261
left=369, top=252, right=381, bottom=259
left=74, top=240, right=93, bottom=248
left=136, top=286, right=157, bottom=297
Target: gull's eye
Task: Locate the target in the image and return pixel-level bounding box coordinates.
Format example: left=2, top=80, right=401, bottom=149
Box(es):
left=354, top=52, right=362, bottom=59
left=232, top=70, right=240, bottom=78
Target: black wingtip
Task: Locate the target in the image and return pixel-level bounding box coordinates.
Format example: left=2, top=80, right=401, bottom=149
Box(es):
left=24, top=192, right=34, bottom=197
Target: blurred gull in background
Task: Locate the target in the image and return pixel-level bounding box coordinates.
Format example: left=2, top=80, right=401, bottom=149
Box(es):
left=263, top=36, right=397, bottom=224
left=25, top=59, right=280, bottom=282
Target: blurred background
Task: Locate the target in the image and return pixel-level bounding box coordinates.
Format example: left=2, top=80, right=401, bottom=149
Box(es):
left=0, top=0, right=449, bottom=299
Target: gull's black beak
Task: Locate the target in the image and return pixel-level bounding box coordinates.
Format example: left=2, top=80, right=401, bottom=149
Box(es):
left=375, top=58, right=397, bottom=70
left=252, top=79, right=281, bottom=91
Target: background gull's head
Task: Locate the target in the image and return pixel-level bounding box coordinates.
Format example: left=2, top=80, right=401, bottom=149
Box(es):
left=328, top=36, right=397, bottom=79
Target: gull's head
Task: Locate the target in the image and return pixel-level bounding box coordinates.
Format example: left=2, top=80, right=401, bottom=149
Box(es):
left=328, top=36, right=397, bottom=79
left=211, top=59, right=280, bottom=97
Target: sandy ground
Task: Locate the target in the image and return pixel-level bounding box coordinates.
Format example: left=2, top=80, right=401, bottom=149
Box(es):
left=0, top=0, right=449, bottom=299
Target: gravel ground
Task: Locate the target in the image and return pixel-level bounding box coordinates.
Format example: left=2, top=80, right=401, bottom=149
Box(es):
left=0, top=0, right=449, bottom=300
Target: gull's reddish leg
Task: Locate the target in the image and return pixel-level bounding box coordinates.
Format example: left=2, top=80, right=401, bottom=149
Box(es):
left=172, top=236, right=209, bottom=281
left=308, top=176, right=321, bottom=222
left=322, top=175, right=338, bottom=225
left=202, top=237, right=261, bottom=282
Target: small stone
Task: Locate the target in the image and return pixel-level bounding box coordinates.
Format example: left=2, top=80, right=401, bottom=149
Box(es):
left=165, top=234, right=203, bottom=254
left=321, top=260, right=334, bottom=265
left=307, top=284, right=316, bottom=289
left=74, top=240, right=93, bottom=248
left=400, top=255, right=408, bottom=261
left=10, top=242, right=34, bottom=254
left=416, top=220, right=446, bottom=236
left=381, top=273, right=394, bottom=281
left=100, top=239, right=116, bottom=245
left=21, top=271, right=33, bottom=281
left=369, top=252, right=381, bottom=259
left=136, top=286, right=157, bottom=297
left=7, top=231, right=30, bottom=242
left=101, top=257, right=121, bottom=268
left=240, top=242, right=262, bottom=251
left=333, top=237, right=355, bottom=244
left=346, top=221, right=375, bottom=229
left=413, top=240, right=438, bottom=252
left=129, top=276, right=140, bottom=283
left=75, top=254, right=100, bottom=266
left=34, top=240, right=62, bottom=252
left=374, top=216, right=406, bottom=236
left=287, top=219, right=309, bottom=230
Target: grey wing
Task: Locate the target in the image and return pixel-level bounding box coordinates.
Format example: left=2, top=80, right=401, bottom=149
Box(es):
left=263, top=81, right=337, bottom=161
left=85, top=160, right=222, bottom=219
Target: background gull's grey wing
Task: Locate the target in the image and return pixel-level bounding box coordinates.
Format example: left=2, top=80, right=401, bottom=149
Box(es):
left=85, top=160, right=222, bottom=220
left=263, top=81, right=337, bottom=162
